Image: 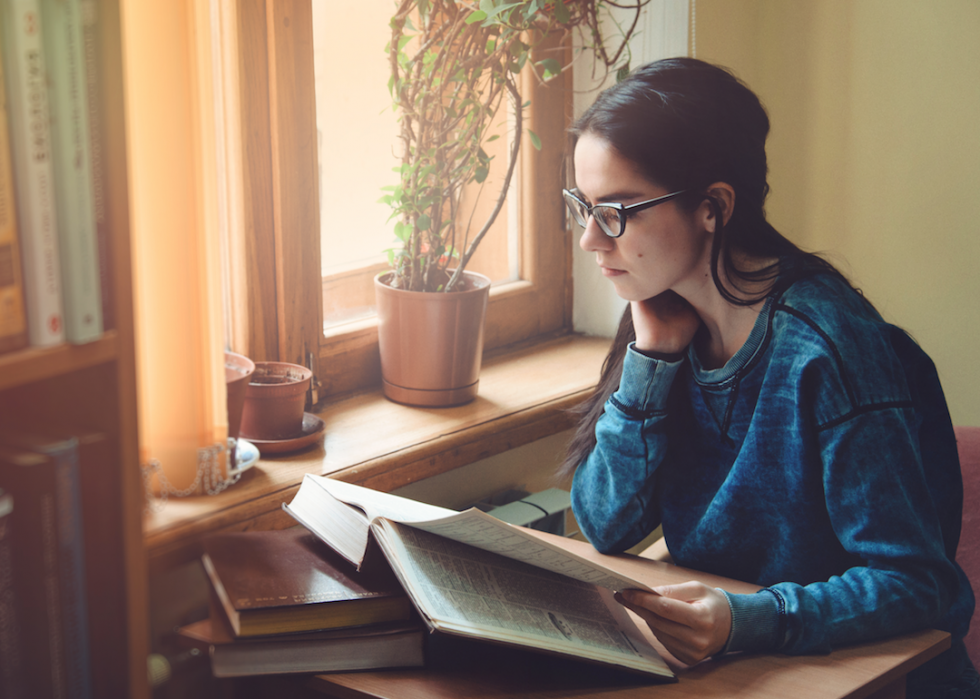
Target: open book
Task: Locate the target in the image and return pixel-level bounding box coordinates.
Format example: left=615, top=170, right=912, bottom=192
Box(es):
left=283, top=475, right=674, bottom=681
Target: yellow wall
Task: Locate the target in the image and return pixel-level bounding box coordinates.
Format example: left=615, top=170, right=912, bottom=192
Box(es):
left=695, top=0, right=980, bottom=426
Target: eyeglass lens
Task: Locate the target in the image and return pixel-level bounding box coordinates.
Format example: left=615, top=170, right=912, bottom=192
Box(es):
left=563, top=191, right=622, bottom=238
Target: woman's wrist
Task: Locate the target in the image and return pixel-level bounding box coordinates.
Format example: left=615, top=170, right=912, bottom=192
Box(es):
left=632, top=345, right=686, bottom=362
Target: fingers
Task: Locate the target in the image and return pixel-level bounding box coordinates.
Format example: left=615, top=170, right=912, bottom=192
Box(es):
left=615, top=583, right=732, bottom=666
left=629, top=292, right=701, bottom=354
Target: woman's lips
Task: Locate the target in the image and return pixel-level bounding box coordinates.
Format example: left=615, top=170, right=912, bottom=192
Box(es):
left=600, top=266, right=626, bottom=277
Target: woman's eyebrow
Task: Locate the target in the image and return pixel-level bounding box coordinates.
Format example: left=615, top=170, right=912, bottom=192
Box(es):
left=590, top=189, right=651, bottom=204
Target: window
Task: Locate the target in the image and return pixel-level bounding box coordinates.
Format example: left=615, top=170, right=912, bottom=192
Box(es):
left=234, top=1, right=572, bottom=398
left=311, top=0, right=520, bottom=328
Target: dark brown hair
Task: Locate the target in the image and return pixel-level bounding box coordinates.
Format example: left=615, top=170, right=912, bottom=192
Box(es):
left=558, top=58, right=855, bottom=480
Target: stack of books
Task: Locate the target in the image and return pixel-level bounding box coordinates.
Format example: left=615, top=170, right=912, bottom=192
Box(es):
left=186, top=478, right=676, bottom=683
left=282, top=477, right=676, bottom=682
left=181, top=527, right=425, bottom=678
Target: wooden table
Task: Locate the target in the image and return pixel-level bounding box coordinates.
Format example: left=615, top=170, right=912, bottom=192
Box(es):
left=304, top=534, right=950, bottom=699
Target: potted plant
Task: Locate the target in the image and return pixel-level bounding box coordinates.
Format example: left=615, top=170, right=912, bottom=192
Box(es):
left=376, top=0, right=647, bottom=406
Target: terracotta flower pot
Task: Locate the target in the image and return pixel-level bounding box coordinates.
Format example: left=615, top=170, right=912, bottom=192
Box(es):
left=224, top=350, right=256, bottom=443
left=239, top=361, right=312, bottom=441
left=374, top=270, right=490, bottom=407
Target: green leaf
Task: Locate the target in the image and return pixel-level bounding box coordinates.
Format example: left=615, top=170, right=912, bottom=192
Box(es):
left=616, top=62, right=631, bottom=82
left=416, top=214, right=431, bottom=231
left=474, top=165, right=489, bottom=183
left=528, top=129, right=542, bottom=150
left=554, top=0, right=571, bottom=24
left=466, top=10, right=487, bottom=24
left=538, top=58, right=561, bottom=79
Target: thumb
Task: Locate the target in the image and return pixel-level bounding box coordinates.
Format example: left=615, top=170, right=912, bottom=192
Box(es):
left=652, top=581, right=712, bottom=602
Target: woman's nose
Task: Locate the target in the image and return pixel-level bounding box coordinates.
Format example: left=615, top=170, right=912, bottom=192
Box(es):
left=578, top=215, right=614, bottom=253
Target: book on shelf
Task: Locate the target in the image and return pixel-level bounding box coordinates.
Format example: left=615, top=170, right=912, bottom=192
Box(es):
left=177, top=614, right=426, bottom=679
left=201, top=527, right=415, bottom=638
left=0, top=0, right=65, bottom=347
left=75, top=430, right=127, bottom=699
left=0, top=50, right=29, bottom=355
left=283, top=476, right=675, bottom=681
left=79, top=0, right=112, bottom=332
left=0, top=433, right=93, bottom=699
left=39, top=0, right=103, bottom=344
left=0, top=488, right=27, bottom=699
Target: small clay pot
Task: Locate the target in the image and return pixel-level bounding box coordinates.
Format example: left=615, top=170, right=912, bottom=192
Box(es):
left=239, top=361, right=312, bottom=441
left=224, top=351, right=256, bottom=442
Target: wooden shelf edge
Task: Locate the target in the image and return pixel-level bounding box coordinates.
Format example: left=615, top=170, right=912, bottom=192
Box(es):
left=0, top=331, right=119, bottom=391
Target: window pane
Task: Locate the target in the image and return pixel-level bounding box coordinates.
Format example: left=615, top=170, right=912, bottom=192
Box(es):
left=312, top=1, right=517, bottom=328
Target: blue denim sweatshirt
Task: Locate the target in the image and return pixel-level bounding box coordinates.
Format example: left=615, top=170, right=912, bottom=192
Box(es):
left=571, top=272, right=973, bottom=662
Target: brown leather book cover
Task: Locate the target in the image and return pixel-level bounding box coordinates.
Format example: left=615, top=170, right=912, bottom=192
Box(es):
left=201, top=528, right=413, bottom=637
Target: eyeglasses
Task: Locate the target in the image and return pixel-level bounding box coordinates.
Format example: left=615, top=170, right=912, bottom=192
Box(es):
left=562, top=188, right=689, bottom=238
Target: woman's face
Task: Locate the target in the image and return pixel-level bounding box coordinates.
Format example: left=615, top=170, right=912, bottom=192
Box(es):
left=573, top=133, right=713, bottom=302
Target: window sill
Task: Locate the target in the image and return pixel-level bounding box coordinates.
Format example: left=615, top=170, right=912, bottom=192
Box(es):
left=143, top=333, right=608, bottom=571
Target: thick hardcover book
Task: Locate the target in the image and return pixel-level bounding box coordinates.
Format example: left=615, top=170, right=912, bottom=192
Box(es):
left=0, top=0, right=65, bottom=347
left=177, top=615, right=425, bottom=678
left=0, top=52, right=29, bottom=355
left=0, top=435, right=93, bottom=699
left=283, top=476, right=675, bottom=681
left=39, top=0, right=102, bottom=344
left=0, top=489, right=27, bottom=699
left=201, top=527, right=415, bottom=638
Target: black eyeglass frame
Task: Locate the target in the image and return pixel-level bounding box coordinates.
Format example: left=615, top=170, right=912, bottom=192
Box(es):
left=562, top=188, right=690, bottom=238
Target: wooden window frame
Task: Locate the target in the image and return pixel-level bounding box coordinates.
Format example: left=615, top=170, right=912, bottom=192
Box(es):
left=232, top=0, right=574, bottom=398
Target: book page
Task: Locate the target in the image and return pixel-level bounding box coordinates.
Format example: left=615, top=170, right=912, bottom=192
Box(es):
left=373, top=520, right=672, bottom=679
left=311, top=477, right=457, bottom=522
left=301, top=475, right=651, bottom=592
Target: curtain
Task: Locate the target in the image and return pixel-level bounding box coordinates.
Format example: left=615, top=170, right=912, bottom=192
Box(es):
left=121, top=0, right=229, bottom=494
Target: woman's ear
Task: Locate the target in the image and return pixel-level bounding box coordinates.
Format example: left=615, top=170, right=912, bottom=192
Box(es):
left=701, top=182, right=736, bottom=232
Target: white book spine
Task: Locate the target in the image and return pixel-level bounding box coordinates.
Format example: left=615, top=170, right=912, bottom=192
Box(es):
left=1, top=0, right=65, bottom=347
left=40, top=0, right=102, bottom=344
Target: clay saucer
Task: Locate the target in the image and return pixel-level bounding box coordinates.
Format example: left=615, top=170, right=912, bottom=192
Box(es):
left=244, top=413, right=326, bottom=455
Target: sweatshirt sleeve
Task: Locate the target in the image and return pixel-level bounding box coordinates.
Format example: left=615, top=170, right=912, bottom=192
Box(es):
left=768, top=405, right=960, bottom=655
left=571, top=344, right=684, bottom=553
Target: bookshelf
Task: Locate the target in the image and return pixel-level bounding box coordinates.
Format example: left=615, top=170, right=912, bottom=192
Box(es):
left=0, top=0, right=149, bottom=697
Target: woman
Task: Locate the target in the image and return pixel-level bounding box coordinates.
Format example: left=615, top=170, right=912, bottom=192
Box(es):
left=561, top=57, right=977, bottom=697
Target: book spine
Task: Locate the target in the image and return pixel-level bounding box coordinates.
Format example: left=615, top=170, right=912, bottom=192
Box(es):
left=0, top=0, right=65, bottom=347
left=0, top=490, right=27, bottom=699
left=52, top=440, right=93, bottom=699
left=40, top=0, right=102, bottom=344
left=0, top=438, right=93, bottom=699
left=0, top=49, right=29, bottom=355
left=0, top=448, right=67, bottom=698
left=79, top=0, right=111, bottom=332
left=76, top=431, right=126, bottom=699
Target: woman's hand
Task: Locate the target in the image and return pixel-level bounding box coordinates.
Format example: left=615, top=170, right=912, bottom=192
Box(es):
left=630, top=292, right=701, bottom=355
left=615, top=583, right=732, bottom=666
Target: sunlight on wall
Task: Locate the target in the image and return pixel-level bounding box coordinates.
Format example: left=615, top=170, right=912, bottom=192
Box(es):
left=697, top=0, right=980, bottom=426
